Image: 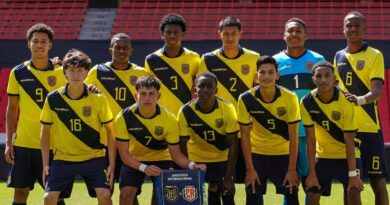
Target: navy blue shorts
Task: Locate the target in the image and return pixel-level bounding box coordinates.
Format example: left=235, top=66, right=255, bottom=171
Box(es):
left=46, top=157, right=109, bottom=196
left=357, top=132, right=388, bottom=178
left=196, top=161, right=228, bottom=184
left=246, top=154, right=294, bottom=195
left=306, top=158, right=362, bottom=196
left=7, top=146, right=72, bottom=198
left=119, top=161, right=174, bottom=188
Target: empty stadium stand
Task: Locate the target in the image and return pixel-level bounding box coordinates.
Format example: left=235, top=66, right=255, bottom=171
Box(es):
left=0, top=0, right=88, bottom=40
left=113, top=1, right=390, bottom=40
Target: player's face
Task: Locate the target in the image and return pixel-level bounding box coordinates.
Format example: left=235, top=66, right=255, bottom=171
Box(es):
left=65, top=67, right=89, bottom=84
left=162, top=24, right=184, bottom=48
left=110, top=38, right=133, bottom=64
left=284, top=22, right=307, bottom=49
left=28, top=32, right=52, bottom=60
left=344, top=15, right=365, bottom=43
left=219, top=26, right=242, bottom=50
left=195, top=76, right=217, bottom=102
left=313, top=67, right=335, bottom=92
left=257, top=63, right=279, bottom=88
left=136, top=87, right=161, bottom=110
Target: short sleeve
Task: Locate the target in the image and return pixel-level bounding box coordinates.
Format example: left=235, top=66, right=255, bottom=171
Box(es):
left=40, top=97, right=53, bottom=124
left=165, top=112, right=180, bottom=144
left=114, top=112, right=130, bottom=141
left=99, top=94, right=113, bottom=124
left=177, top=108, right=189, bottom=137
left=300, top=98, right=313, bottom=127
left=288, top=93, right=301, bottom=123
left=342, top=99, right=358, bottom=132
left=370, top=52, right=385, bottom=81
left=7, top=70, right=19, bottom=95
left=84, top=65, right=98, bottom=85
left=224, top=103, right=239, bottom=134
left=237, top=95, right=251, bottom=125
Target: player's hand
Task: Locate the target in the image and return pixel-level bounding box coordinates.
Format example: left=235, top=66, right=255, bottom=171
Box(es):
left=222, top=176, right=235, bottom=195
left=193, top=163, right=206, bottom=171
left=144, top=165, right=161, bottom=176
left=347, top=176, right=364, bottom=192
left=87, top=84, right=101, bottom=94
left=245, top=169, right=260, bottom=194
left=305, top=174, right=321, bottom=191
left=42, top=165, right=50, bottom=188
left=344, top=92, right=358, bottom=104
left=105, top=166, right=115, bottom=188
left=50, top=56, right=62, bottom=66
left=4, top=143, right=14, bottom=164
left=283, top=170, right=299, bottom=194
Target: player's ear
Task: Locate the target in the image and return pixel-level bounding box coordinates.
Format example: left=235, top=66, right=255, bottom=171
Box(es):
left=134, top=93, right=139, bottom=102
left=215, top=87, right=218, bottom=94
left=108, top=47, right=113, bottom=55
left=157, top=92, right=161, bottom=100
left=312, top=76, right=316, bottom=84
left=48, top=42, right=52, bottom=50
left=276, top=71, right=280, bottom=80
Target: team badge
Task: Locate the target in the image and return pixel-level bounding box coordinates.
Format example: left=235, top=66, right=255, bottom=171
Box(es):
left=164, top=185, right=178, bottom=203
left=130, top=76, right=138, bottom=86
left=306, top=62, right=314, bottom=71
left=182, top=185, right=198, bottom=202
left=155, top=126, right=164, bottom=136
left=47, top=76, right=57, bottom=87
left=82, top=106, right=92, bottom=117
left=277, top=107, right=286, bottom=116
left=356, top=60, right=365, bottom=70
left=332, top=111, right=341, bottom=121
left=181, top=64, right=190, bottom=74
left=241, top=64, right=250, bottom=75
left=215, top=118, right=224, bottom=128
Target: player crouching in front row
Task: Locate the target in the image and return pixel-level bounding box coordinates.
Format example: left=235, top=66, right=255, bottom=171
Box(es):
left=115, top=75, right=206, bottom=205
left=301, top=61, right=364, bottom=205
left=40, top=49, right=116, bottom=205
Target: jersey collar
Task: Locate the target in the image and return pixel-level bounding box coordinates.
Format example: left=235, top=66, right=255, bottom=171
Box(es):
left=345, top=42, right=368, bottom=54
left=134, top=104, right=161, bottom=119
left=107, top=61, right=133, bottom=70
left=283, top=49, right=308, bottom=59
left=314, top=87, right=340, bottom=104
left=161, top=46, right=185, bottom=58
left=255, top=85, right=281, bottom=103
left=219, top=45, right=244, bottom=59
left=62, top=83, right=89, bottom=100
left=194, top=97, right=219, bottom=114
left=29, top=60, right=55, bottom=71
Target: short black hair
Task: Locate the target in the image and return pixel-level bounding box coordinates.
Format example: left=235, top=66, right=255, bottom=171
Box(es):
left=27, top=23, right=54, bottom=42
left=135, top=75, right=161, bottom=91
left=219, top=16, right=241, bottom=31
left=62, top=48, right=92, bottom=71
left=110, top=33, right=131, bottom=47
left=345, top=11, right=365, bottom=23
left=285, top=17, right=307, bottom=32
left=195, top=71, right=218, bottom=85
left=159, top=13, right=186, bottom=33
left=256, top=55, right=278, bottom=71
left=312, top=61, right=334, bottom=74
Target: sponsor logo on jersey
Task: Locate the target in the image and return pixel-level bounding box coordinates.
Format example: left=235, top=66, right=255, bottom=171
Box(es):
left=181, top=64, right=190, bottom=74
left=83, top=106, right=92, bottom=117
left=356, top=60, right=365, bottom=71
left=277, top=107, right=287, bottom=116
left=48, top=76, right=57, bottom=87
left=241, top=64, right=250, bottom=75
left=164, top=185, right=179, bottom=202
left=155, top=126, right=164, bottom=136
left=182, top=185, right=198, bottom=202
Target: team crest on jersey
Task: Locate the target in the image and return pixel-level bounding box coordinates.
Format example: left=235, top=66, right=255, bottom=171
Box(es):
left=332, top=111, right=341, bottom=121
left=47, top=76, right=57, bottom=87
left=215, top=118, right=224, bottom=128
left=241, top=64, right=250, bottom=75
left=154, top=126, right=164, bottom=136
left=306, top=62, right=314, bottom=71
left=277, top=107, right=287, bottom=116
left=181, top=64, right=190, bottom=74
left=356, top=60, right=365, bottom=70
left=182, top=185, right=198, bottom=202
left=130, top=76, right=138, bottom=86
left=164, top=185, right=179, bottom=202
left=82, top=106, right=92, bottom=117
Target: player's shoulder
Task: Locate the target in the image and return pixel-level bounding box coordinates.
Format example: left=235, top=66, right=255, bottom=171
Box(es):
left=272, top=51, right=287, bottom=60
left=145, top=49, right=161, bottom=60
left=367, top=46, right=383, bottom=55
left=240, top=86, right=257, bottom=99
left=301, top=89, right=316, bottom=103
left=278, top=85, right=297, bottom=97
left=12, top=61, right=29, bottom=72
left=242, top=47, right=260, bottom=56
left=202, top=49, right=219, bottom=58
left=47, top=86, right=64, bottom=99
left=183, top=47, right=200, bottom=57
left=306, top=50, right=325, bottom=60
left=159, top=104, right=177, bottom=119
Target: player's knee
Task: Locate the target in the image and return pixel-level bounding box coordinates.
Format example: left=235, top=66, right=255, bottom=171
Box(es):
left=370, top=177, right=388, bottom=193
left=306, top=192, right=320, bottom=205
left=95, top=188, right=112, bottom=202
left=14, top=188, right=29, bottom=200
left=208, top=182, right=219, bottom=192
left=120, top=187, right=136, bottom=204
left=44, top=192, right=59, bottom=205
